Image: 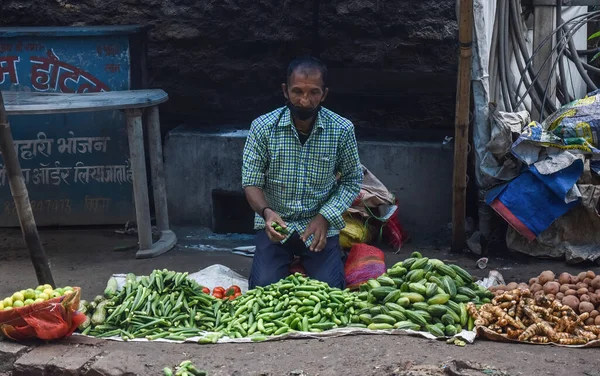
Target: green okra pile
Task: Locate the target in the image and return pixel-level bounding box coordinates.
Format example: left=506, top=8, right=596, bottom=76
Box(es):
left=83, top=270, right=217, bottom=341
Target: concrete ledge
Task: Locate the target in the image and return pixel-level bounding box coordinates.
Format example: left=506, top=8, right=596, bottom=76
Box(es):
left=164, top=125, right=453, bottom=241
left=0, top=340, right=28, bottom=372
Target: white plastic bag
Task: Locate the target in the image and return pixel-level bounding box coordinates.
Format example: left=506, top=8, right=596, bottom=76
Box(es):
left=188, top=264, right=248, bottom=293
left=109, top=264, right=249, bottom=293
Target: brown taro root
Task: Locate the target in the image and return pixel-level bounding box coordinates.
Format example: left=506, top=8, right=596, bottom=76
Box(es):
left=580, top=294, right=590, bottom=303
left=529, top=277, right=539, bottom=285
left=559, top=338, right=588, bottom=345
left=506, top=282, right=519, bottom=290
left=538, top=271, right=556, bottom=286
left=584, top=278, right=593, bottom=287
left=565, top=289, right=578, bottom=296
left=592, top=276, right=600, bottom=290
left=576, top=282, right=588, bottom=290
left=578, top=272, right=589, bottom=283
left=534, top=290, right=545, bottom=299
left=558, top=273, right=572, bottom=285
left=543, top=282, right=560, bottom=295
left=556, top=292, right=565, bottom=301
left=590, top=310, right=599, bottom=319
left=596, top=316, right=600, bottom=325
left=506, top=327, right=524, bottom=339
left=560, top=284, right=571, bottom=293
left=589, top=293, right=598, bottom=305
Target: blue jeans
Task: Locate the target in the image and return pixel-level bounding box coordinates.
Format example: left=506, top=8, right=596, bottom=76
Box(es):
left=248, top=230, right=346, bottom=289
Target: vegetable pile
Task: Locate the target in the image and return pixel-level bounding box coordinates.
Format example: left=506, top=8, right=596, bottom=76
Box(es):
left=205, top=272, right=363, bottom=342
left=81, top=270, right=217, bottom=340
left=163, top=360, right=206, bottom=376
left=78, top=254, right=486, bottom=343
left=490, top=270, right=600, bottom=325
left=1, top=284, right=75, bottom=311
left=469, top=287, right=600, bottom=345
left=354, top=252, right=489, bottom=337
left=209, top=285, right=242, bottom=301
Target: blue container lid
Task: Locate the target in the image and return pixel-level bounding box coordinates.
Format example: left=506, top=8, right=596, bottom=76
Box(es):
left=0, top=25, right=146, bottom=38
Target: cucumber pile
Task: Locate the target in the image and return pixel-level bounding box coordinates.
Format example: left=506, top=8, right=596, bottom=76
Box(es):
left=199, top=273, right=364, bottom=343
left=354, top=252, right=492, bottom=337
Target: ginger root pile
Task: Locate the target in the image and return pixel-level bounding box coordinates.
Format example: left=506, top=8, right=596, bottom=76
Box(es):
left=468, top=288, right=600, bottom=345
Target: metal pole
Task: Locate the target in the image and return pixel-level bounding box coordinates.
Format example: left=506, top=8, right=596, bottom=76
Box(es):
left=451, top=0, right=474, bottom=252
left=532, top=4, right=556, bottom=120
left=125, top=109, right=153, bottom=250
left=0, top=91, right=54, bottom=285
left=146, top=106, right=170, bottom=232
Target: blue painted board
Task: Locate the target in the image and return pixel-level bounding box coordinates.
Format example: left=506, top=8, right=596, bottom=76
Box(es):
left=0, top=31, right=137, bottom=226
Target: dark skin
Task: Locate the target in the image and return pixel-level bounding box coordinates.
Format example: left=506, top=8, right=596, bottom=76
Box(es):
left=244, top=68, right=330, bottom=252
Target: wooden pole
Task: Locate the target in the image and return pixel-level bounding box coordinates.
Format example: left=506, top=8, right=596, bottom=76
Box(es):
left=0, top=91, right=55, bottom=285
left=451, top=0, right=474, bottom=252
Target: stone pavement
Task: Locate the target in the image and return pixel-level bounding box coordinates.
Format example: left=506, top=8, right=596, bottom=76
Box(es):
left=0, top=331, right=598, bottom=376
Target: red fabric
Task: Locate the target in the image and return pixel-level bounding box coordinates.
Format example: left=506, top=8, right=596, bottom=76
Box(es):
left=382, top=200, right=408, bottom=250
left=490, top=198, right=537, bottom=241
left=0, top=287, right=86, bottom=341
left=289, top=256, right=307, bottom=276
left=344, top=243, right=386, bottom=290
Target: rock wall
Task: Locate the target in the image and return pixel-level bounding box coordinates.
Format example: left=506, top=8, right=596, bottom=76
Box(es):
left=1, top=0, right=458, bottom=134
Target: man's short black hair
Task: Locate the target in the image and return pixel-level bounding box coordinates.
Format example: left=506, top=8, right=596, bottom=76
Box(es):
left=286, top=56, right=328, bottom=88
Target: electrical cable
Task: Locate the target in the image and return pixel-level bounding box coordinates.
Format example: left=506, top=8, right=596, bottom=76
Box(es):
left=565, top=48, right=600, bottom=74
left=513, top=9, right=598, bottom=102
left=515, top=11, right=600, bottom=111
left=503, top=0, right=522, bottom=111
left=510, top=0, right=559, bottom=114
left=489, top=0, right=500, bottom=103
left=508, top=0, right=548, bottom=111
left=509, top=10, right=544, bottom=113
left=498, top=1, right=514, bottom=111
left=538, top=14, right=600, bottom=114
left=557, top=0, right=573, bottom=103
left=568, top=33, right=597, bottom=90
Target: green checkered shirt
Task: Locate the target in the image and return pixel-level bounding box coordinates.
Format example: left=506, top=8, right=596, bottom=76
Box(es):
left=242, top=106, right=363, bottom=246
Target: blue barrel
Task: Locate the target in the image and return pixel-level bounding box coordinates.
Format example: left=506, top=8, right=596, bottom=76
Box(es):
left=0, top=26, right=148, bottom=226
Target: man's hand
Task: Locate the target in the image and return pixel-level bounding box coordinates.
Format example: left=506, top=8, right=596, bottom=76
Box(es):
left=301, top=214, right=329, bottom=252
left=264, top=209, right=287, bottom=242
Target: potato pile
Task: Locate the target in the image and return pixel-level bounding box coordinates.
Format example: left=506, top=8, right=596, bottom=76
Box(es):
left=489, top=270, right=600, bottom=326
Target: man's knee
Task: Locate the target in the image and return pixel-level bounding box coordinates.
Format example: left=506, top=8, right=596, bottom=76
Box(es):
left=249, top=267, right=284, bottom=289
left=309, top=239, right=346, bottom=289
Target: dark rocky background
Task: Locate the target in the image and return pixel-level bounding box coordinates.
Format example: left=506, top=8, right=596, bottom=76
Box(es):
left=1, top=0, right=458, bottom=139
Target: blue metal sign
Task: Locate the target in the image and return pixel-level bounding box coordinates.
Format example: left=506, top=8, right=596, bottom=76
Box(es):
left=0, top=28, right=139, bottom=226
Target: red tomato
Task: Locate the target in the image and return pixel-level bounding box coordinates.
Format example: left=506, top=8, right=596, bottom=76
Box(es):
left=212, top=291, right=223, bottom=299
left=202, top=287, right=210, bottom=294
left=234, top=292, right=242, bottom=298
left=229, top=295, right=236, bottom=301
left=213, top=286, right=225, bottom=295
left=231, top=285, right=241, bottom=294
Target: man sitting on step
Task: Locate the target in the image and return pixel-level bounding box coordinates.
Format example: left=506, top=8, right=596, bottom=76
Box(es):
left=242, top=56, right=363, bottom=289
